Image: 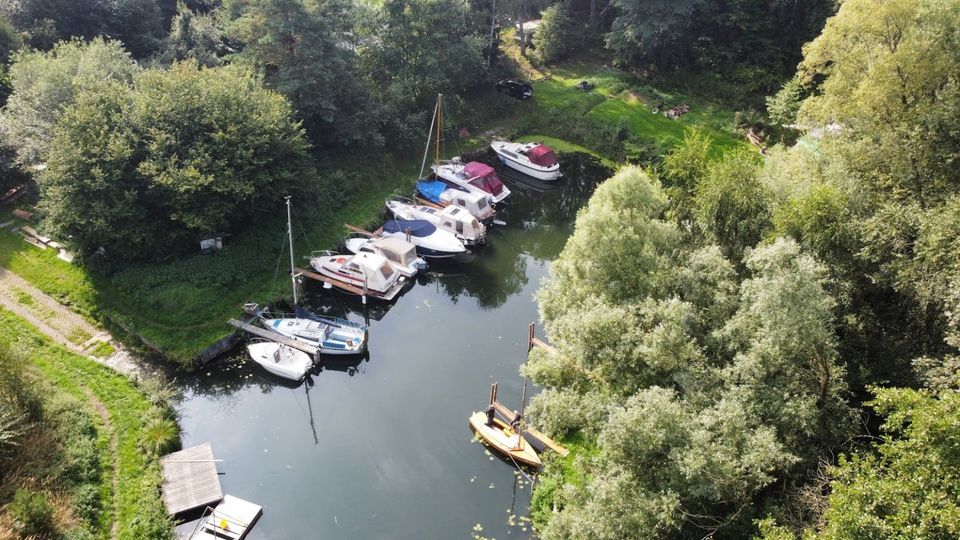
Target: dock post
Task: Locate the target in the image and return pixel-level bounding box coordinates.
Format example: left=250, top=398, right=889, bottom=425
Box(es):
left=527, top=322, right=535, bottom=353
left=362, top=276, right=368, bottom=305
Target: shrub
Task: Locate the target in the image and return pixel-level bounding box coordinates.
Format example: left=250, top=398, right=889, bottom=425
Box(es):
left=10, top=488, right=56, bottom=537
left=71, top=484, right=102, bottom=525
left=534, top=3, right=574, bottom=63
left=140, top=415, right=179, bottom=456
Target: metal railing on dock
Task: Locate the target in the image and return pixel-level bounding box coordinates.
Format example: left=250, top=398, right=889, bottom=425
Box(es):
left=227, top=319, right=318, bottom=356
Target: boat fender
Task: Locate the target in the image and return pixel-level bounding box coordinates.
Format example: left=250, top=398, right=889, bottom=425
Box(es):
left=336, top=257, right=346, bottom=263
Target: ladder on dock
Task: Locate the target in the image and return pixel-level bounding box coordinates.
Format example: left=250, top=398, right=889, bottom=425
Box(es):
left=227, top=319, right=318, bottom=357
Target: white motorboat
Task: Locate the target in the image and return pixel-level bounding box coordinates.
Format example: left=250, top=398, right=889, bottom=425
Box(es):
left=380, top=219, right=467, bottom=259
left=386, top=197, right=486, bottom=246
left=343, top=235, right=427, bottom=277
left=247, top=340, right=313, bottom=381
left=490, top=140, right=562, bottom=181
left=261, top=309, right=368, bottom=356
left=415, top=179, right=496, bottom=223
left=309, top=251, right=407, bottom=300
left=431, top=159, right=511, bottom=204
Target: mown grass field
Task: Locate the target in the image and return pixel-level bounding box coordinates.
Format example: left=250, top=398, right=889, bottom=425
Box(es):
left=0, top=51, right=748, bottom=365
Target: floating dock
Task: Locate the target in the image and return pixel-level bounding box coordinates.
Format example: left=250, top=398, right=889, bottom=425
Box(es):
left=187, top=495, right=262, bottom=540
left=161, top=443, right=223, bottom=516
left=227, top=318, right=318, bottom=356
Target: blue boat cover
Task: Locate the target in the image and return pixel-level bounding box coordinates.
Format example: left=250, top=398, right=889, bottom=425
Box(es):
left=416, top=179, right=447, bottom=203
left=383, top=219, right=436, bottom=237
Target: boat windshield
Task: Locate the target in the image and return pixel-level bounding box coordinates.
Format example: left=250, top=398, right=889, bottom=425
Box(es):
left=379, top=261, right=393, bottom=280
left=477, top=198, right=489, bottom=210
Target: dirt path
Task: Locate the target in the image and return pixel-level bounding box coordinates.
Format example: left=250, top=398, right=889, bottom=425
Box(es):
left=82, top=388, right=120, bottom=540
left=0, top=267, right=158, bottom=380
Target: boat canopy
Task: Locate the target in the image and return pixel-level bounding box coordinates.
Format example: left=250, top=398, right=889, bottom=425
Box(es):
left=463, top=162, right=504, bottom=196
left=374, top=237, right=418, bottom=266
left=526, top=144, right=557, bottom=167
left=383, top=219, right=437, bottom=238
left=416, top=179, right=447, bottom=203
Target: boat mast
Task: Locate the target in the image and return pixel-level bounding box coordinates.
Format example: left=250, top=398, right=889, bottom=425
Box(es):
left=434, top=94, right=443, bottom=169
left=418, top=94, right=441, bottom=180
left=286, top=196, right=298, bottom=306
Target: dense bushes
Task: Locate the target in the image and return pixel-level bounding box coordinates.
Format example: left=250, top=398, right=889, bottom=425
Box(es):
left=36, top=60, right=313, bottom=260
left=9, top=488, right=55, bottom=537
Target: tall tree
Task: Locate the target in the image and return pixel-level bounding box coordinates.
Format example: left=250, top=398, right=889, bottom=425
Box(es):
left=1, top=38, right=138, bottom=167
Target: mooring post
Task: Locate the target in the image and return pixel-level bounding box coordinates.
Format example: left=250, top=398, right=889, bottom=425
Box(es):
left=527, top=322, right=535, bottom=353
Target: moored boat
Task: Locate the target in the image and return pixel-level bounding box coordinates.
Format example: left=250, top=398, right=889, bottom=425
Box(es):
left=490, top=140, right=561, bottom=181
left=415, top=179, right=496, bottom=224
left=247, top=340, right=313, bottom=381
left=386, top=197, right=486, bottom=246
left=381, top=219, right=467, bottom=259
left=468, top=411, right=542, bottom=468
left=432, top=160, right=511, bottom=204
left=309, top=251, right=407, bottom=300
left=344, top=235, right=427, bottom=277
left=261, top=311, right=367, bottom=357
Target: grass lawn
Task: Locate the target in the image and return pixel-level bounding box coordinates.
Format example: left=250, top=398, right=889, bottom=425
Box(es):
left=0, top=50, right=750, bottom=365
left=0, top=307, right=173, bottom=538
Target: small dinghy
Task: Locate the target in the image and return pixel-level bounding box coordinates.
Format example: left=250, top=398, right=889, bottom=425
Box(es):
left=469, top=411, right=542, bottom=468
left=432, top=160, right=511, bottom=204
left=490, top=140, right=561, bottom=181
left=381, top=219, right=466, bottom=259
left=344, top=235, right=427, bottom=277
left=415, top=179, right=496, bottom=224
left=309, top=251, right=407, bottom=300
left=247, top=340, right=313, bottom=381
left=386, top=197, right=486, bottom=246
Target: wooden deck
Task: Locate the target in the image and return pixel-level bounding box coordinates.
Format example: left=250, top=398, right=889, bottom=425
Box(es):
left=161, top=443, right=223, bottom=515
left=227, top=318, right=318, bottom=356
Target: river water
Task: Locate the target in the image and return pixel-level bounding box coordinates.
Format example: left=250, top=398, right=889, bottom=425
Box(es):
left=173, top=152, right=609, bottom=539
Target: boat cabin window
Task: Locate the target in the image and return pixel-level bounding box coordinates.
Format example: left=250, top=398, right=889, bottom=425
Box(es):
left=456, top=221, right=464, bottom=234
left=347, top=263, right=360, bottom=272
left=478, top=198, right=489, bottom=210
left=471, top=219, right=480, bottom=230
left=385, top=252, right=400, bottom=264
left=424, top=207, right=436, bottom=214
left=456, top=198, right=466, bottom=207
left=442, top=220, right=453, bottom=229
left=449, top=207, right=461, bottom=215
left=379, top=262, right=393, bottom=280
left=360, top=246, right=374, bottom=254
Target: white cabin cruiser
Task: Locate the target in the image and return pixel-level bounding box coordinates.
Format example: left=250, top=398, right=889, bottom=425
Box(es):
left=415, top=179, right=496, bottom=224
left=490, top=140, right=561, bottom=181
left=246, top=340, right=313, bottom=381
left=309, top=251, right=407, bottom=301
left=431, top=160, right=511, bottom=204
left=343, top=235, right=427, bottom=277
left=386, top=198, right=486, bottom=246
left=381, top=219, right=467, bottom=259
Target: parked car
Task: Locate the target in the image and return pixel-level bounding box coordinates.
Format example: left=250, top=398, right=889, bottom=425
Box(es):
left=495, top=80, right=533, bottom=100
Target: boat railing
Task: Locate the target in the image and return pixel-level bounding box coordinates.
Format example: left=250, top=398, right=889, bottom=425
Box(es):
left=309, top=249, right=339, bottom=258
left=290, top=307, right=369, bottom=330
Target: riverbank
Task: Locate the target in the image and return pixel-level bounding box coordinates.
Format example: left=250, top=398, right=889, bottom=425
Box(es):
left=0, top=308, right=176, bottom=538
left=0, top=55, right=747, bottom=366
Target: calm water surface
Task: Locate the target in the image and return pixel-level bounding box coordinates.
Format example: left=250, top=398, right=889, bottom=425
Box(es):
left=174, top=153, right=609, bottom=539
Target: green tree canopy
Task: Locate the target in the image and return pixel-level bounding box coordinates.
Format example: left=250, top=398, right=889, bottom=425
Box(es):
left=38, top=62, right=313, bottom=260
left=1, top=38, right=138, bottom=167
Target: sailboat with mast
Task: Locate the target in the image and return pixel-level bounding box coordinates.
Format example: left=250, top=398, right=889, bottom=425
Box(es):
left=415, top=94, right=502, bottom=222
left=259, top=197, right=369, bottom=356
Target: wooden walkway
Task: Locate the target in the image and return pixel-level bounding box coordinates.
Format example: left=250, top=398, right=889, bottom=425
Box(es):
left=161, top=443, right=223, bottom=515
left=227, top=318, right=318, bottom=356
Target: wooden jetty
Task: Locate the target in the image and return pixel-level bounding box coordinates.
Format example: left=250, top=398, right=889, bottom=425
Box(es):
left=520, top=323, right=570, bottom=457
left=227, top=318, right=319, bottom=356
left=161, top=443, right=223, bottom=516
left=187, top=495, right=262, bottom=540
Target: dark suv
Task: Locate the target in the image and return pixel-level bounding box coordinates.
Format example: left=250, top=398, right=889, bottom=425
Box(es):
left=495, top=80, right=533, bottom=100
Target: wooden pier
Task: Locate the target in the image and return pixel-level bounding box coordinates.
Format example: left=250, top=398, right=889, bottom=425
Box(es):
left=161, top=443, right=223, bottom=516
left=227, top=319, right=318, bottom=356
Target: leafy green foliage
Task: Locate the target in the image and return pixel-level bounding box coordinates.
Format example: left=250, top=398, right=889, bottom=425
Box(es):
left=2, top=38, right=138, bottom=167
left=695, top=149, right=771, bottom=261
left=534, top=3, right=574, bottom=63
left=223, top=0, right=375, bottom=145
left=9, top=0, right=164, bottom=57
left=10, top=488, right=55, bottom=537
left=38, top=61, right=313, bottom=260
left=157, top=2, right=224, bottom=67
left=357, top=0, right=485, bottom=142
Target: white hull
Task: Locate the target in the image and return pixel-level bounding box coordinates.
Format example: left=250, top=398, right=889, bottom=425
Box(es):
left=261, top=317, right=367, bottom=356
left=432, top=162, right=511, bottom=204
left=247, top=342, right=312, bottom=381
left=490, top=141, right=561, bottom=181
